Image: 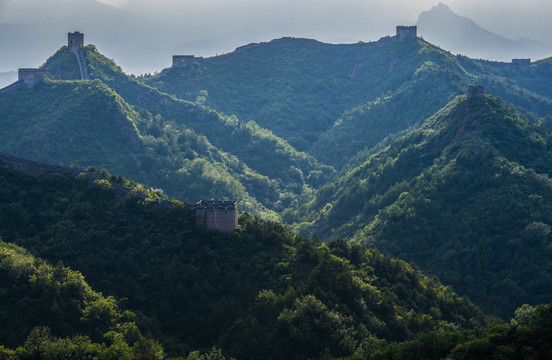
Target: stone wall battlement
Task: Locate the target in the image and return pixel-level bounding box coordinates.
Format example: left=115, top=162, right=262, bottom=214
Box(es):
left=68, top=31, right=84, bottom=48
left=0, top=152, right=175, bottom=208
left=396, top=26, right=417, bottom=41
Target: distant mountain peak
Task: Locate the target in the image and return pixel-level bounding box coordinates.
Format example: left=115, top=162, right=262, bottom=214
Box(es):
left=417, top=4, right=552, bottom=61
left=432, top=2, right=451, bottom=11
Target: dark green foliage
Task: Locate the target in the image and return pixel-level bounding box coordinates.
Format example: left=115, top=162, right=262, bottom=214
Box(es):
left=0, top=240, right=118, bottom=347
left=51, top=45, right=331, bottom=206
left=0, top=238, right=175, bottom=360
left=146, top=38, right=552, bottom=168
left=2, top=35, right=552, bottom=358
left=365, top=303, right=552, bottom=360
left=0, top=166, right=486, bottom=359
left=148, top=38, right=459, bottom=159
left=290, top=94, right=552, bottom=318
left=0, top=45, right=336, bottom=216
left=2, top=325, right=229, bottom=360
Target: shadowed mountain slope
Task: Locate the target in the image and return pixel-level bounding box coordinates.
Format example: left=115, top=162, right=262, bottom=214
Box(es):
left=0, top=163, right=488, bottom=359
left=146, top=36, right=552, bottom=169
left=288, top=93, right=552, bottom=318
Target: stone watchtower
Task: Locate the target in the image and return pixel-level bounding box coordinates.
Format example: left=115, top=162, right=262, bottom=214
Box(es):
left=195, top=200, right=238, bottom=233
left=18, top=68, right=47, bottom=87
left=466, top=85, right=485, bottom=98
left=68, top=31, right=84, bottom=48
left=172, top=55, right=195, bottom=67
left=66, top=31, right=89, bottom=80
left=396, top=26, right=417, bottom=41
left=512, top=58, right=531, bottom=69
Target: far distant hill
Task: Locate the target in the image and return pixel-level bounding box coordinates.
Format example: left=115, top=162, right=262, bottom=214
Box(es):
left=0, top=71, right=16, bottom=89
left=417, top=3, right=552, bottom=61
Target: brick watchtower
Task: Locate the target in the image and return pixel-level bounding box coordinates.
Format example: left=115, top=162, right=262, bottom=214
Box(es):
left=396, top=26, right=417, bottom=41
left=18, top=68, right=46, bottom=87
left=195, top=200, right=238, bottom=233
left=172, top=55, right=196, bottom=67
left=68, top=32, right=84, bottom=48
left=512, top=59, right=531, bottom=69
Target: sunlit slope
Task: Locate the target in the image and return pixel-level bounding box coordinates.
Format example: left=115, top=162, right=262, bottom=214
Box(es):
left=289, top=93, right=552, bottom=317
left=0, top=164, right=487, bottom=359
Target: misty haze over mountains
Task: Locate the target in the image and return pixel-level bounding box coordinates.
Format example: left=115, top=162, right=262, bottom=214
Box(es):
left=417, top=3, right=552, bottom=61
left=0, top=0, right=551, bottom=87
left=0, top=0, right=266, bottom=74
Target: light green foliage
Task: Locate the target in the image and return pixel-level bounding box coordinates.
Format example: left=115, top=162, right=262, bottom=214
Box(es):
left=368, top=303, right=552, bottom=360
left=290, top=94, right=552, bottom=318
left=0, top=167, right=486, bottom=359
left=1, top=45, right=335, bottom=217
left=511, top=304, right=536, bottom=326
left=0, top=238, right=171, bottom=360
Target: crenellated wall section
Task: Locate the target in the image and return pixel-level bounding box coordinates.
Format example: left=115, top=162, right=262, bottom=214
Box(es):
left=0, top=152, right=174, bottom=207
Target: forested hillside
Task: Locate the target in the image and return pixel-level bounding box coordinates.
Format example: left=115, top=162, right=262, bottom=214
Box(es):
left=146, top=37, right=552, bottom=167
left=3, top=36, right=552, bottom=215
left=44, top=45, right=334, bottom=205
left=0, top=239, right=178, bottom=359
left=288, top=93, right=552, bottom=318
left=0, top=164, right=488, bottom=359
left=2, top=31, right=552, bottom=358
left=369, top=303, right=552, bottom=359
left=147, top=37, right=464, bottom=159
left=0, top=78, right=280, bottom=217
left=0, top=44, right=341, bottom=217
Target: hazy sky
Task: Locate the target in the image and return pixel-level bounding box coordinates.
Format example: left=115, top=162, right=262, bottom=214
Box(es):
left=1, top=0, right=551, bottom=75
left=94, top=0, right=552, bottom=43
left=2, top=0, right=551, bottom=43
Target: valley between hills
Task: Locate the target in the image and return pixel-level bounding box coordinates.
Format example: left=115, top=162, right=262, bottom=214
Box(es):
left=1, top=28, right=552, bottom=359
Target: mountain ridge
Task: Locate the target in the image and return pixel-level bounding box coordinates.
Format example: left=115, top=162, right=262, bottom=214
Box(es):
left=1, top=43, right=337, bottom=217
left=2, top=20, right=552, bottom=359
left=289, top=92, right=552, bottom=317
left=146, top=34, right=552, bottom=169
left=0, top=162, right=488, bottom=359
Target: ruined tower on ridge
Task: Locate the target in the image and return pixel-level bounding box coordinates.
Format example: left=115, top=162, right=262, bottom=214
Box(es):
left=172, top=55, right=196, bottom=67
left=512, top=58, right=531, bottom=69
left=17, top=68, right=46, bottom=87
left=195, top=200, right=238, bottom=233
left=68, top=31, right=84, bottom=49
left=396, top=26, right=417, bottom=41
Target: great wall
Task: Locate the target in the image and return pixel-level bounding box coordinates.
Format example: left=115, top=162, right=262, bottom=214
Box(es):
left=68, top=31, right=90, bottom=80
left=0, top=151, right=239, bottom=232
left=1, top=26, right=533, bottom=91
left=0, top=151, right=158, bottom=204
left=0, top=27, right=527, bottom=234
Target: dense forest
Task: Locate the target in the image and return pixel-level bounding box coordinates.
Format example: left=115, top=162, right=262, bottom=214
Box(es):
left=287, top=93, right=552, bottom=318
left=2, top=31, right=552, bottom=358
left=0, top=164, right=490, bottom=359
left=0, top=62, right=327, bottom=218
left=146, top=37, right=552, bottom=166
